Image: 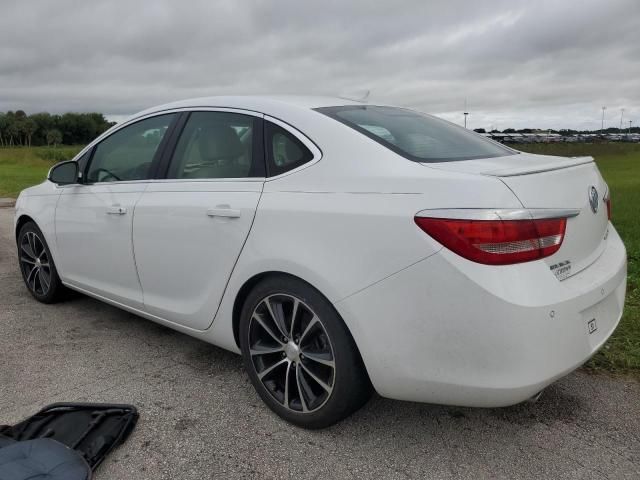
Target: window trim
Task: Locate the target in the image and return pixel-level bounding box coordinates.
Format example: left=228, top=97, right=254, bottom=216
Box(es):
left=263, top=115, right=322, bottom=180
left=81, top=112, right=181, bottom=185
left=148, top=108, right=265, bottom=182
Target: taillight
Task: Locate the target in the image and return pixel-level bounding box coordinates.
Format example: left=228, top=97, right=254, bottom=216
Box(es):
left=415, top=217, right=567, bottom=265
left=604, top=193, right=611, bottom=220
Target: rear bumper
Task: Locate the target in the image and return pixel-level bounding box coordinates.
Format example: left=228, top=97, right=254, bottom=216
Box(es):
left=336, top=224, right=627, bottom=407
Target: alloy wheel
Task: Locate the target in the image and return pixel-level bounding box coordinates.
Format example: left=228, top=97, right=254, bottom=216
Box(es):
left=248, top=294, right=336, bottom=413
left=19, top=231, right=52, bottom=296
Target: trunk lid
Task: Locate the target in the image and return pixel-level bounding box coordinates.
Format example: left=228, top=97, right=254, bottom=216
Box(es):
left=426, top=152, right=610, bottom=279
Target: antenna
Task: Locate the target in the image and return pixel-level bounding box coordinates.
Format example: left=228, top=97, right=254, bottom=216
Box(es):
left=463, top=98, right=469, bottom=129
left=338, top=90, right=370, bottom=103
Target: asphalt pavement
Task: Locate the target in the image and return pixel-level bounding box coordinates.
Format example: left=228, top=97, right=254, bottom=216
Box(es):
left=1, top=206, right=639, bottom=479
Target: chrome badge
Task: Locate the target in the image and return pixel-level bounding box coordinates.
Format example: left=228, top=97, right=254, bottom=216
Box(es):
left=588, top=186, right=599, bottom=214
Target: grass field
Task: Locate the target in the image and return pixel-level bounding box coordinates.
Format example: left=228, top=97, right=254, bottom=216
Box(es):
left=0, top=146, right=83, bottom=197
left=0, top=143, right=639, bottom=376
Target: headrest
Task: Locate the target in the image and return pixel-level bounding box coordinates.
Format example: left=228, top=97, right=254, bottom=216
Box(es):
left=198, top=124, right=244, bottom=161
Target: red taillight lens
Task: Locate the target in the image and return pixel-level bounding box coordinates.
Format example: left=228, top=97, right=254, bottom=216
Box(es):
left=415, top=217, right=567, bottom=265
left=605, top=195, right=611, bottom=220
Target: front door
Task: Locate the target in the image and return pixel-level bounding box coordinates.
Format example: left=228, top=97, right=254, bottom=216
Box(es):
left=133, top=110, right=264, bottom=329
left=55, top=113, right=178, bottom=308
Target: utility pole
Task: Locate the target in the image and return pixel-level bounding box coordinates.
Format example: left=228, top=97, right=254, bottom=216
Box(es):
left=463, top=98, right=469, bottom=129
left=630, top=120, right=634, bottom=136
left=601, top=106, right=607, bottom=135
left=620, top=108, right=625, bottom=131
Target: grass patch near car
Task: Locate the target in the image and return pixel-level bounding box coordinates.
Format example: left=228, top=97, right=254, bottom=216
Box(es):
left=0, top=146, right=83, bottom=197
left=517, top=142, right=640, bottom=376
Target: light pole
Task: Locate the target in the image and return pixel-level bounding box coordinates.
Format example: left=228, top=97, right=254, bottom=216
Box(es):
left=620, top=108, right=625, bottom=131
left=601, top=106, right=607, bottom=135
left=463, top=98, right=468, bottom=129
left=630, top=120, right=634, bottom=136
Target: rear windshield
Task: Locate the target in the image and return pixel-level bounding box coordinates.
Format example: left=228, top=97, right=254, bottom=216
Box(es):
left=315, top=105, right=515, bottom=162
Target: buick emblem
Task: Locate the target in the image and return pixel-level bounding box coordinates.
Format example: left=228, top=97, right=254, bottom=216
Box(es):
left=588, top=186, right=599, bottom=214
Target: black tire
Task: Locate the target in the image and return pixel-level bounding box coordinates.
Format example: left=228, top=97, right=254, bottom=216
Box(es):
left=17, top=221, right=67, bottom=303
left=239, top=275, right=372, bottom=429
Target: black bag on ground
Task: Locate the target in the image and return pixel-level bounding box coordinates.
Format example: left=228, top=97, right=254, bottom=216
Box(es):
left=0, top=403, right=138, bottom=480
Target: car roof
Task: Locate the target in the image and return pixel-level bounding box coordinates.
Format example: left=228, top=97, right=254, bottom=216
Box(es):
left=132, top=95, right=364, bottom=121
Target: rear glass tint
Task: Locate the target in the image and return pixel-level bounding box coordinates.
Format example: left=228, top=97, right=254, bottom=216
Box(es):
left=316, top=105, right=514, bottom=162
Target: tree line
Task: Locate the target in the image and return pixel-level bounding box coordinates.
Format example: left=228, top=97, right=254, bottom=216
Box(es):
left=0, top=111, right=114, bottom=147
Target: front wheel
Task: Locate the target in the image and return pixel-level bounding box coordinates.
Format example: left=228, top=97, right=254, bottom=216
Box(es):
left=17, top=221, right=66, bottom=303
left=239, top=276, right=372, bottom=429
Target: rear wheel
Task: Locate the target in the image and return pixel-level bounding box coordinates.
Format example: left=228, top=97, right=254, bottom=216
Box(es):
left=239, top=275, right=372, bottom=429
left=17, top=222, right=66, bottom=303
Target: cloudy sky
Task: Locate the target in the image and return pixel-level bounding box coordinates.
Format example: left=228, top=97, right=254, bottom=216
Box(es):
left=1, top=0, right=638, bottom=130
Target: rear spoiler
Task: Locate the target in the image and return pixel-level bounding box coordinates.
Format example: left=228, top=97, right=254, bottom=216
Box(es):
left=482, top=156, right=594, bottom=177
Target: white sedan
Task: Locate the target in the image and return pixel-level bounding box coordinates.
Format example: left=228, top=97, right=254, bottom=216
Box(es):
left=14, top=96, right=626, bottom=428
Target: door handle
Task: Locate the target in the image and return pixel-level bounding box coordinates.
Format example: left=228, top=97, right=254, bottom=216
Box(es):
left=207, top=206, right=241, bottom=218
left=106, top=205, right=127, bottom=215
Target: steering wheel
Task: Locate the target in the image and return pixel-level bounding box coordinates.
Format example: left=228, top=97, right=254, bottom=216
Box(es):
left=92, top=168, right=121, bottom=182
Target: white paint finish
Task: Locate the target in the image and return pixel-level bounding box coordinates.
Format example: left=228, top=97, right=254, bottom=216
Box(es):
left=55, top=182, right=147, bottom=308
left=336, top=226, right=626, bottom=406
left=13, top=182, right=61, bottom=262
left=13, top=95, right=628, bottom=409
left=133, top=180, right=263, bottom=329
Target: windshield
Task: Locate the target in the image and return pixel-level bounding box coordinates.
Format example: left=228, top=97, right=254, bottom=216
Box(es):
left=316, top=105, right=515, bottom=163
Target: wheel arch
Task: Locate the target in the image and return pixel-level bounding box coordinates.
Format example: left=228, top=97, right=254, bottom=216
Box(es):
left=15, top=214, right=37, bottom=243
left=231, top=271, right=370, bottom=385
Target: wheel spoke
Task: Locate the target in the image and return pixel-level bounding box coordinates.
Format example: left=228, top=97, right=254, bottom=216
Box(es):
left=264, top=298, right=288, bottom=339
left=28, top=233, right=39, bottom=259
left=299, top=316, right=319, bottom=343
left=295, top=364, right=310, bottom=412
left=21, top=242, right=36, bottom=260
left=20, top=256, right=36, bottom=265
left=252, top=314, right=285, bottom=345
left=250, top=344, right=284, bottom=356
left=30, top=267, right=39, bottom=290
left=283, top=362, right=292, bottom=409
left=26, top=265, right=38, bottom=285
left=300, top=363, right=332, bottom=393
left=301, top=351, right=335, bottom=368
left=257, top=358, right=288, bottom=380
left=39, top=268, right=50, bottom=292
left=33, top=234, right=45, bottom=259
left=289, top=299, right=299, bottom=338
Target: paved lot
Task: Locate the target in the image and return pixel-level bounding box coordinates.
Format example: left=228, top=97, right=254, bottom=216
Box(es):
left=1, top=207, right=639, bottom=479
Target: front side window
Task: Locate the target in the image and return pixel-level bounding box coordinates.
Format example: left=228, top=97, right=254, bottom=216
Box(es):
left=86, top=114, right=175, bottom=183
left=167, top=112, right=261, bottom=179
left=266, top=121, right=313, bottom=176
left=316, top=105, right=514, bottom=163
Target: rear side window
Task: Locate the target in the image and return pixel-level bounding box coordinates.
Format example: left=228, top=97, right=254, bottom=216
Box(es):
left=316, top=105, right=514, bottom=163
left=265, top=121, right=313, bottom=176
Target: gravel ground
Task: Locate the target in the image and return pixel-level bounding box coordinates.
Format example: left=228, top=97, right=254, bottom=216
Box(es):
left=1, top=206, right=639, bottom=479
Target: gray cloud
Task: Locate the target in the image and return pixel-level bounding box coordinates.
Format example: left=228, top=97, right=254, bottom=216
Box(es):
left=1, top=0, right=638, bottom=129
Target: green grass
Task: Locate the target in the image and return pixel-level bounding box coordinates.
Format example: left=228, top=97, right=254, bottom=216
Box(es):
left=0, top=146, right=83, bottom=197
left=517, top=143, right=640, bottom=376
left=1, top=142, right=639, bottom=376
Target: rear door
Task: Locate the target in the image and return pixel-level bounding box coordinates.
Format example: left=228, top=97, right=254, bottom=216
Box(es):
left=55, top=113, right=178, bottom=307
left=133, top=110, right=264, bottom=329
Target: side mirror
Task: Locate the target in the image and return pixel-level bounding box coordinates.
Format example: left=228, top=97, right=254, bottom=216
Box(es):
left=48, top=161, right=79, bottom=185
